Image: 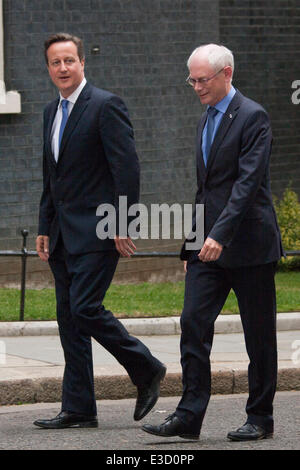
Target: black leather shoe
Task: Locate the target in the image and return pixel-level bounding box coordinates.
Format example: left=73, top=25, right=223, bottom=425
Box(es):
left=227, top=423, right=273, bottom=441
left=134, top=364, right=167, bottom=421
left=142, top=413, right=199, bottom=440
left=33, top=411, right=98, bottom=429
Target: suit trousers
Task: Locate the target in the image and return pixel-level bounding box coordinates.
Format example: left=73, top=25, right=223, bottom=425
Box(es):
left=48, top=235, right=162, bottom=416
left=176, top=258, right=277, bottom=435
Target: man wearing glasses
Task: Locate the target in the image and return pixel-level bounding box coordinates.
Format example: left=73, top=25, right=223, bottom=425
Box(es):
left=142, top=44, right=283, bottom=442
left=34, top=33, right=166, bottom=429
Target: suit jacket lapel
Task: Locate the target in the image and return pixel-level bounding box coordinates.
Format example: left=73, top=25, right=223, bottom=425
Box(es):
left=206, top=90, right=243, bottom=173
left=45, top=98, right=59, bottom=167
left=57, top=83, right=91, bottom=162
left=196, top=111, right=208, bottom=184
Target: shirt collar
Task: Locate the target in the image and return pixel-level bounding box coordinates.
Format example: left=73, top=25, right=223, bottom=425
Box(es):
left=59, top=77, right=87, bottom=107
left=209, top=85, right=236, bottom=115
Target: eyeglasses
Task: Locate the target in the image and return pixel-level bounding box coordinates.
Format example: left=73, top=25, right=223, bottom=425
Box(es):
left=186, top=68, right=224, bottom=87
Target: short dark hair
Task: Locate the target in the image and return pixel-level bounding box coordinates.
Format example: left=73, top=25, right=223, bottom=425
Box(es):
left=44, top=33, right=85, bottom=64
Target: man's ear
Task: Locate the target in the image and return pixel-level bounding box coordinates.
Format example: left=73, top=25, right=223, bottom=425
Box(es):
left=224, top=66, right=233, bottom=82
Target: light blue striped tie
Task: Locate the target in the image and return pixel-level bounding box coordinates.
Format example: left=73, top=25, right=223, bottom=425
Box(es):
left=204, top=107, right=218, bottom=166
left=58, top=99, right=69, bottom=149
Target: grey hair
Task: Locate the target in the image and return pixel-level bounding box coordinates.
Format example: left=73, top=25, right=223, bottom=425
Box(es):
left=187, top=44, right=234, bottom=76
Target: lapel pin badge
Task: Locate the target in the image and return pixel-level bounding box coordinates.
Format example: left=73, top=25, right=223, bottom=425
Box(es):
left=229, top=113, right=233, bottom=119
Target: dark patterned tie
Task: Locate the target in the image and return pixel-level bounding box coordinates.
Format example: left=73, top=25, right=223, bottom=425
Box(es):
left=204, top=107, right=218, bottom=166
left=58, top=99, right=69, bottom=149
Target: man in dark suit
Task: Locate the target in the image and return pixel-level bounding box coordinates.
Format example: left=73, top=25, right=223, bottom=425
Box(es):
left=142, top=44, right=283, bottom=441
left=34, top=33, right=166, bottom=429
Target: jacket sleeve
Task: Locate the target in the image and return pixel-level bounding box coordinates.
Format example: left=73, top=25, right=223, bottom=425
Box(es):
left=38, top=114, right=55, bottom=236
left=99, top=95, right=140, bottom=236
left=208, top=108, right=272, bottom=247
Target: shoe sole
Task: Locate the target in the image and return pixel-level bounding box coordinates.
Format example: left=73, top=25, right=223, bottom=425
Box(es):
left=227, top=432, right=273, bottom=442
left=134, top=365, right=167, bottom=421
left=33, top=421, right=98, bottom=429
left=179, top=434, right=200, bottom=441
left=142, top=426, right=199, bottom=441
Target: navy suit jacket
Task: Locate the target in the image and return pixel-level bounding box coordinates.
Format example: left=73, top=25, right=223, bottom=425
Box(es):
left=38, top=82, right=140, bottom=255
left=181, top=89, right=284, bottom=267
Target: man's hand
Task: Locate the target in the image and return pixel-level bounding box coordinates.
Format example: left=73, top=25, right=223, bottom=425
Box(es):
left=36, top=235, right=50, bottom=261
left=184, top=261, right=187, bottom=272
left=114, top=236, right=137, bottom=257
left=198, top=237, right=223, bottom=262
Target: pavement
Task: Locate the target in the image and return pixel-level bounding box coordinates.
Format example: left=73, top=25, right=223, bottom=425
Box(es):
left=0, top=313, right=300, bottom=406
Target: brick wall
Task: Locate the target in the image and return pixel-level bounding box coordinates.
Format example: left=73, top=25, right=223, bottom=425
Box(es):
left=0, top=0, right=219, bottom=285
left=219, top=0, right=300, bottom=197
left=1, top=0, right=299, bottom=286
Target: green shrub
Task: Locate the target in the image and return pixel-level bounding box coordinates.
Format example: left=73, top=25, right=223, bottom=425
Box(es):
left=274, top=188, right=300, bottom=271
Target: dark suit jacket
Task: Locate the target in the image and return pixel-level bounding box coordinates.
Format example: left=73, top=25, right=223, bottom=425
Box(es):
left=181, top=89, right=283, bottom=268
left=38, top=82, right=140, bottom=255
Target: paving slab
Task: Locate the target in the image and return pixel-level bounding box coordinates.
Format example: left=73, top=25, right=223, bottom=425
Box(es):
left=0, top=330, right=299, bottom=405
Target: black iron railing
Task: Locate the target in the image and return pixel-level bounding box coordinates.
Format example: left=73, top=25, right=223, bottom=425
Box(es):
left=0, top=229, right=299, bottom=321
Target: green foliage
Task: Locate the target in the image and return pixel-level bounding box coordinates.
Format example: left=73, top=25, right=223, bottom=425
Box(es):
left=274, top=188, right=300, bottom=270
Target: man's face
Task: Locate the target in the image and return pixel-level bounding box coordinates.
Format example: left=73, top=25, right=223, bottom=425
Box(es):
left=47, top=41, right=85, bottom=97
left=188, top=55, right=232, bottom=106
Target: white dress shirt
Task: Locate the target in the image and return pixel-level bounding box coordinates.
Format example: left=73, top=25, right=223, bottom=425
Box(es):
left=51, top=77, right=87, bottom=161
